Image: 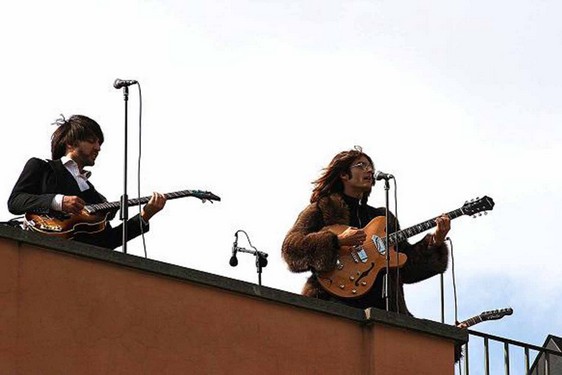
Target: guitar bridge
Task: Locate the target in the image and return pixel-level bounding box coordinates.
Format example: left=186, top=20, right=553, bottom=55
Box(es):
left=40, top=223, right=63, bottom=232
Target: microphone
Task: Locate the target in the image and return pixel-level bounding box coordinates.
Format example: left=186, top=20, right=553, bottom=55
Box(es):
left=257, top=251, right=268, bottom=268
left=229, top=232, right=239, bottom=267
left=374, top=170, right=394, bottom=180
left=113, top=78, right=138, bottom=89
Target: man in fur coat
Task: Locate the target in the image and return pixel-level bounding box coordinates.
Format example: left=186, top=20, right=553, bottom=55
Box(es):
left=282, top=147, right=450, bottom=315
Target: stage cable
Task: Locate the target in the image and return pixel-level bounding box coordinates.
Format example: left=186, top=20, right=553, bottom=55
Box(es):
left=448, top=236, right=464, bottom=375
left=0, top=216, right=24, bottom=228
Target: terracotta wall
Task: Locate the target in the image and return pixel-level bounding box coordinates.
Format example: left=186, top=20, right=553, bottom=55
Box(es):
left=0, top=234, right=460, bottom=374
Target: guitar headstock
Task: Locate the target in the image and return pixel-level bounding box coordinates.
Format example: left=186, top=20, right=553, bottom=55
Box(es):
left=191, top=190, right=221, bottom=203
left=479, top=307, right=513, bottom=322
left=462, top=196, right=495, bottom=217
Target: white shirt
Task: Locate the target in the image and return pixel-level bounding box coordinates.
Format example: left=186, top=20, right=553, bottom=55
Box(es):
left=50, top=156, right=92, bottom=211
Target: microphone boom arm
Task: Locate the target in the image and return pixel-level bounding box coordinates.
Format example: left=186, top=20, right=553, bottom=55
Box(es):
left=235, top=246, right=268, bottom=259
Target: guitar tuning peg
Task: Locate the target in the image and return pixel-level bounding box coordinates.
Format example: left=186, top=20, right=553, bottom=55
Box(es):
left=478, top=213, right=482, bottom=216
left=484, top=212, right=488, bottom=215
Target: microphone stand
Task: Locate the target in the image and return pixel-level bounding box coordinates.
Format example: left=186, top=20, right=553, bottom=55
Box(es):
left=440, top=273, right=445, bottom=323
left=383, top=178, right=391, bottom=311
left=119, top=86, right=129, bottom=254
left=236, top=247, right=268, bottom=286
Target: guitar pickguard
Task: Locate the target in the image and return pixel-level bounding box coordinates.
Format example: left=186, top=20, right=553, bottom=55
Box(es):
left=372, top=235, right=386, bottom=255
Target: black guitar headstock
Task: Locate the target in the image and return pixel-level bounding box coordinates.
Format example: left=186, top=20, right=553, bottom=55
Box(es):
left=462, top=196, right=495, bottom=217
left=479, top=307, right=513, bottom=322
left=191, top=190, right=221, bottom=203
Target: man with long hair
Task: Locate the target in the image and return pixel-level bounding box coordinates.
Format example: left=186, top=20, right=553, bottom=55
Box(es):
left=282, top=147, right=450, bottom=314
left=8, top=114, right=166, bottom=249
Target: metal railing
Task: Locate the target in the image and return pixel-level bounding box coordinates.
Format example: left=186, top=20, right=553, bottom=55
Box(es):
left=460, top=330, right=561, bottom=375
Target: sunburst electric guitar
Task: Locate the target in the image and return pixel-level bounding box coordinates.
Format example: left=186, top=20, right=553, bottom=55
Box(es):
left=317, top=196, right=495, bottom=298
left=25, top=189, right=221, bottom=239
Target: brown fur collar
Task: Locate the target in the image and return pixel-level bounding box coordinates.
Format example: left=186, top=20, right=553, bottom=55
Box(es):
left=316, top=193, right=351, bottom=226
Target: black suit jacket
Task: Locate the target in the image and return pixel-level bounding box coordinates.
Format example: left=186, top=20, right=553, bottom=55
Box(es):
left=8, top=157, right=149, bottom=249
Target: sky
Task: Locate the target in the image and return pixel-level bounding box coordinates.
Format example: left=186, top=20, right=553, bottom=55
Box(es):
left=1, top=0, right=561, bottom=372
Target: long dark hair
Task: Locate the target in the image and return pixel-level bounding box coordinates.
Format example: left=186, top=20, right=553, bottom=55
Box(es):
left=51, top=115, right=104, bottom=160
left=310, top=147, right=374, bottom=204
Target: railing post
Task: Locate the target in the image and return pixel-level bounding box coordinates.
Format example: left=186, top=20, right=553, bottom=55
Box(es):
left=466, top=329, right=561, bottom=375
left=464, top=344, right=470, bottom=375
left=524, top=347, right=530, bottom=375
left=504, top=342, right=510, bottom=375
left=484, top=337, right=490, bottom=375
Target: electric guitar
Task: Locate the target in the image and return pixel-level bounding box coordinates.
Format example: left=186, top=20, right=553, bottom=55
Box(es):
left=457, top=307, right=513, bottom=328
left=317, top=196, right=495, bottom=298
left=24, top=189, right=221, bottom=239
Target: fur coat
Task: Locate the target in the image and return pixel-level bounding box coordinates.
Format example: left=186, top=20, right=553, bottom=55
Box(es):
left=282, top=193, right=449, bottom=315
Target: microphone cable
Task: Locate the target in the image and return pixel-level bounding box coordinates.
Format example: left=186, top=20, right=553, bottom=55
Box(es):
left=130, top=83, right=148, bottom=258
left=449, top=236, right=459, bottom=325
left=391, top=178, right=400, bottom=313
left=236, top=229, right=259, bottom=253
left=448, top=236, right=465, bottom=375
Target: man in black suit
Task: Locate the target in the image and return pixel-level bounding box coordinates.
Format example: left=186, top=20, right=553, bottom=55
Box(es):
left=7, top=114, right=166, bottom=249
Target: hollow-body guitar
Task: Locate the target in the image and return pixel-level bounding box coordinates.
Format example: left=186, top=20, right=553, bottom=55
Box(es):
left=317, top=196, right=495, bottom=298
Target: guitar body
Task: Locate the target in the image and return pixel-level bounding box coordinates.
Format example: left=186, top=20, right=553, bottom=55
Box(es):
left=317, top=216, right=408, bottom=299
left=25, top=211, right=108, bottom=239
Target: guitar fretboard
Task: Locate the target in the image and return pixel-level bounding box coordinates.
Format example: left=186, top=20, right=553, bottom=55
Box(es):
left=459, top=315, right=483, bottom=328
left=458, top=308, right=512, bottom=328
left=385, top=208, right=465, bottom=244
left=85, top=189, right=220, bottom=214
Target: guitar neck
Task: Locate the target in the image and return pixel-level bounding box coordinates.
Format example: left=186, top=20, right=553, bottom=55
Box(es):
left=85, top=190, right=217, bottom=214
left=458, top=315, right=483, bottom=328
left=387, top=208, right=465, bottom=244
left=457, top=308, right=513, bottom=328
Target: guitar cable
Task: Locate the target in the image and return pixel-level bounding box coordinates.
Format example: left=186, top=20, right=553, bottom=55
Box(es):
left=0, top=216, right=24, bottom=228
